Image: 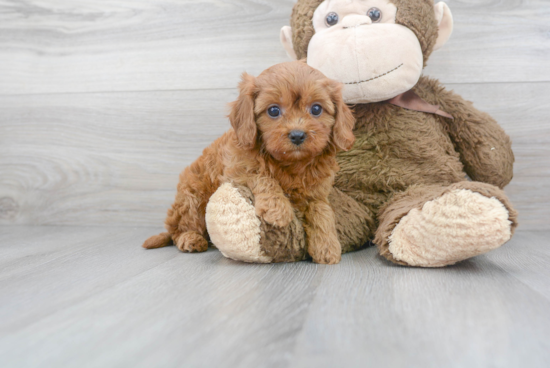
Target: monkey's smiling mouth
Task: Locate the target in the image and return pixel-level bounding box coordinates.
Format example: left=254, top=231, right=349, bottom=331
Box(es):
left=345, top=63, right=404, bottom=85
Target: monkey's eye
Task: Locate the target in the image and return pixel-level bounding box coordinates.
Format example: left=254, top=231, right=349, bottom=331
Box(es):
left=267, top=105, right=281, bottom=118
left=367, top=8, right=382, bottom=23
left=310, top=104, right=323, bottom=117
left=325, top=12, right=339, bottom=27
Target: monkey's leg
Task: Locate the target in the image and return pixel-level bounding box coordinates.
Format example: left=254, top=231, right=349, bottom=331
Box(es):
left=374, top=182, right=518, bottom=267
left=205, top=184, right=374, bottom=263
left=205, top=183, right=307, bottom=263
left=329, top=188, right=374, bottom=254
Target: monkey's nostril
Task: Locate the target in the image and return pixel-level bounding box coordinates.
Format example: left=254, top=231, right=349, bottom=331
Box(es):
left=289, top=130, right=306, bottom=146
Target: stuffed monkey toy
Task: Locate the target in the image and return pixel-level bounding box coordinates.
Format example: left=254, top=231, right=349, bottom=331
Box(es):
left=205, top=0, right=518, bottom=267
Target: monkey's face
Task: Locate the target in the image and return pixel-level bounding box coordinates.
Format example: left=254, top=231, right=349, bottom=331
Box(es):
left=308, top=0, right=422, bottom=103
left=280, top=0, right=454, bottom=104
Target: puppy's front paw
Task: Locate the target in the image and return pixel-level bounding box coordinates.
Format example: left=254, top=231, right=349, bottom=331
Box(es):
left=311, top=246, right=342, bottom=265
left=315, top=254, right=341, bottom=265
left=255, top=195, right=294, bottom=228
left=309, top=237, right=342, bottom=265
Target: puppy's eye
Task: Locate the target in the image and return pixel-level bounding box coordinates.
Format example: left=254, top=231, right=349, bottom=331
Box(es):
left=367, top=8, right=382, bottom=23
left=310, top=104, right=323, bottom=117
left=267, top=105, right=281, bottom=118
left=325, top=12, right=339, bottom=27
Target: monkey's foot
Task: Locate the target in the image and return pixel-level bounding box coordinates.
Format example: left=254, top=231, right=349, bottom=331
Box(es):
left=205, top=183, right=269, bottom=263
left=387, top=189, right=513, bottom=267
left=205, top=183, right=307, bottom=263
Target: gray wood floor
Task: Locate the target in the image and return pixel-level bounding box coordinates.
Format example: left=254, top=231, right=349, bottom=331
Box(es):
left=0, top=227, right=549, bottom=368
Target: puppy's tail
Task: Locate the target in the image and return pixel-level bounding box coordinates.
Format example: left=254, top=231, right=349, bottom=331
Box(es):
left=142, top=232, right=173, bottom=249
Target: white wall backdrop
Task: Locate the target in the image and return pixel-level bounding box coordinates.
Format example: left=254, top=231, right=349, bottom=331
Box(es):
left=0, top=0, right=549, bottom=229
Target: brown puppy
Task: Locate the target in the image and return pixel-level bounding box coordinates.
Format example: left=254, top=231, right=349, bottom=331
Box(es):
left=143, top=61, right=355, bottom=264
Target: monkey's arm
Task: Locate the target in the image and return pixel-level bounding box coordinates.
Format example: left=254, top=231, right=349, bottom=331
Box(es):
left=418, top=78, right=514, bottom=188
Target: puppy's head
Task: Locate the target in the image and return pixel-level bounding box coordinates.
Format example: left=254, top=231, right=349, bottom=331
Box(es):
left=229, top=61, right=355, bottom=162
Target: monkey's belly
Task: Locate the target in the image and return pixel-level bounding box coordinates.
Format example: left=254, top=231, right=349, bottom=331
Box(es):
left=334, top=124, right=466, bottom=213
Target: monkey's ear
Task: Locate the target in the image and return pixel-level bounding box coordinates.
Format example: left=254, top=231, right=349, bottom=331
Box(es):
left=433, top=2, right=453, bottom=51
left=280, top=26, right=298, bottom=60
left=229, top=73, right=257, bottom=150
left=327, top=80, right=355, bottom=151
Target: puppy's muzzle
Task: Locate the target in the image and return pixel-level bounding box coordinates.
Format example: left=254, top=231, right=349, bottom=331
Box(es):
left=289, top=130, right=306, bottom=146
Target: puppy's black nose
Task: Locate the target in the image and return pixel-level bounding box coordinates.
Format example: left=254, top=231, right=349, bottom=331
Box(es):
left=289, top=130, right=306, bottom=146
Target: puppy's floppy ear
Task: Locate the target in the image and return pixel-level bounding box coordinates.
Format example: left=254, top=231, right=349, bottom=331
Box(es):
left=327, top=80, right=355, bottom=151
left=229, top=73, right=257, bottom=150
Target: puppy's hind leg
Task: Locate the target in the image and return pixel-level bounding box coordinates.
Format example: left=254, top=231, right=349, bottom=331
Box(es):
left=173, top=231, right=209, bottom=253
left=142, top=230, right=208, bottom=253
left=165, top=185, right=211, bottom=254
left=143, top=133, right=229, bottom=253
left=143, top=194, right=210, bottom=253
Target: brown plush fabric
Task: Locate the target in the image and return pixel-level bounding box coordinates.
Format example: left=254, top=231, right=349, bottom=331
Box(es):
left=335, top=80, right=464, bottom=215
left=290, top=0, right=324, bottom=60
left=415, top=79, right=515, bottom=188
left=259, top=215, right=309, bottom=263
left=391, top=0, right=439, bottom=65
left=329, top=188, right=374, bottom=253
left=333, top=75, right=515, bottom=217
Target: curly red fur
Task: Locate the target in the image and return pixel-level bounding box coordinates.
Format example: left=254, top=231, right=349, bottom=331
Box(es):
left=143, top=61, right=355, bottom=264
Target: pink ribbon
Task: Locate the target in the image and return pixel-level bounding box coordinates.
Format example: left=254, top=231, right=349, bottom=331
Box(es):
left=387, top=90, right=454, bottom=120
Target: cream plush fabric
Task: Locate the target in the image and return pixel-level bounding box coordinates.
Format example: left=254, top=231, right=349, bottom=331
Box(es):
left=307, top=22, right=423, bottom=103
left=206, top=183, right=272, bottom=263
left=388, top=189, right=512, bottom=267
